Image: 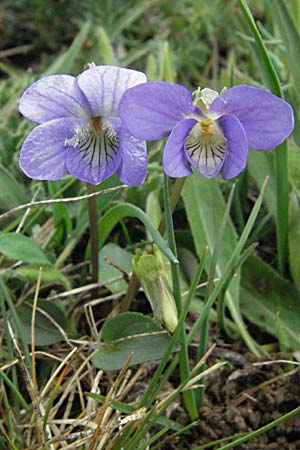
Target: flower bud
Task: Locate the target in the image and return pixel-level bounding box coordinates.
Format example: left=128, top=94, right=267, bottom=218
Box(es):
left=133, top=245, right=178, bottom=333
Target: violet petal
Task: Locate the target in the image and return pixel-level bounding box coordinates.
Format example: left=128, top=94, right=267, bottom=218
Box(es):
left=19, top=118, right=83, bottom=180
left=19, top=75, right=91, bottom=124
left=119, top=81, right=193, bottom=140
left=117, top=127, right=148, bottom=186
left=77, top=66, right=146, bottom=118
left=223, top=85, right=294, bottom=150
left=65, top=117, right=122, bottom=184
left=163, top=119, right=195, bottom=178
left=218, top=114, right=248, bottom=179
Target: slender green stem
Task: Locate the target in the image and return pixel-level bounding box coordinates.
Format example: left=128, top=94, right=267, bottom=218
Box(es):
left=195, top=186, right=236, bottom=407
left=86, top=183, right=99, bottom=284
left=0, top=285, right=20, bottom=419
left=163, top=175, right=198, bottom=420
left=237, top=0, right=289, bottom=274
left=0, top=277, right=32, bottom=374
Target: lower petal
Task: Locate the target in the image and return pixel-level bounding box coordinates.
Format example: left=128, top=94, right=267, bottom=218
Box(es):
left=163, top=119, right=194, bottom=178
left=184, top=119, right=226, bottom=178
left=117, top=128, right=148, bottom=186
left=223, top=85, right=294, bottom=150
left=66, top=118, right=122, bottom=184
left=19, top=118, right=82, bottom=180
left=218, top=114, right=248, bottom=179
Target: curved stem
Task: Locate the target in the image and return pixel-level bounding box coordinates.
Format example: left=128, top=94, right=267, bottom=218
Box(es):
left=123, top=177, right=186, bottom=311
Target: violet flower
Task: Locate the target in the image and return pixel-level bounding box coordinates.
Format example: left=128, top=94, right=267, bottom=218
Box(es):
left=19, top=65, right=148, bottom=185
left=118, top=82, right=294, bottom=179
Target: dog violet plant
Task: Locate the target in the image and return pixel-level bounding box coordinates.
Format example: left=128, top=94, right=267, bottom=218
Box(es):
left=19, top=65, right=148, bottom=186
left=119, top=82, right=294, bottom=179
left=19, top=65, right=148, bottom=284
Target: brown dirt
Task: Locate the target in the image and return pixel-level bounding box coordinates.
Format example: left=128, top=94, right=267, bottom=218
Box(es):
left=162, top=343, right=300, bottom=449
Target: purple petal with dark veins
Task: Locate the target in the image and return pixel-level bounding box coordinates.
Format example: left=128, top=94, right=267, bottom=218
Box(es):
left=223, top=85, right=294, bottom=150
left=218, top=114, right=248, bottom=179
left=119, top=81, right=194, bottom=140
left=19, top=75, right=91, bottom=123
left=65, top=117, right=122, bottom=184
left=77, top=66, right=147, bottom=118
left=163, top=118, right=194, bottom=178
left=117, top=127, right=148, bottom=186
left=19, top=118, right=84, bottom=180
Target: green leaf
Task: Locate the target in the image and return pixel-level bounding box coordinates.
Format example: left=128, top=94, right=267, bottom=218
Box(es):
left=99, top=243, right=133, bottom=293
left=92, top=331, right=174, bottom=371
left=241, top=255, right=300, bottom=350
left=0, top=233, right=51, bottom=266
left=16, top=299, right=68, bottom=345
left=45, top=21, right=90, bottom=75
left=0, top=164, right=29, bottom=212
left=9, top=266, right=71, bottom=291
left=101, top=312, right=161, bottom=342
left=247, top=151, right=276, bottom=218
left=182, top=174, right=254, bottom=347
left=98, top=203, right=177, bottom=263
left=182, top=175, right=238, bottom=298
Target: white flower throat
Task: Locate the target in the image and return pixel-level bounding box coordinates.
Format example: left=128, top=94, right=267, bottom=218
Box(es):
left=185, top=88, right=226, bottom=176
left=65, top=116, right=118, bottom=169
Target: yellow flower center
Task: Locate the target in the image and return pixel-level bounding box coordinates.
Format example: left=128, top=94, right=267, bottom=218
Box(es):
left=185, top=117, right=226, bottom=176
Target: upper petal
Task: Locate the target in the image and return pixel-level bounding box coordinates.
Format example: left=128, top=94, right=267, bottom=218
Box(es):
left=218, top=114, right=248, bottom=179
left=223, top=85, right=294, bottom=150
left=19, top=118, right=83, bottom=180
left=163, top=119, right=194, bottom=178
left=117, top=127, right=148, bottom=186
left=77, top=65, right=147, bottom=118
left=19, top=75, right=92, bottom=123
left=65, top=116, right=122, bottom=184
left=118, top=81, right=193, bottom=140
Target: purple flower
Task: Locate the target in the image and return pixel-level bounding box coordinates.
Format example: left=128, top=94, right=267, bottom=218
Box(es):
left=19, top=65, right=148, bottom=185
left=118, top=82, right=294, bottom=179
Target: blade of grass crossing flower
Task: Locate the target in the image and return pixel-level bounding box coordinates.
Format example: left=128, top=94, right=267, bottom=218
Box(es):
left=163, top=175, right=197, bottom=420
left=141, top=247, right=208, bottom=408
left=117, top=234, right=207, bottom=449
left=217, top=242, right=258, bottom=333
left=237, top=0, right=289, bottom=274
left=195, top=185, right=235, bottom=407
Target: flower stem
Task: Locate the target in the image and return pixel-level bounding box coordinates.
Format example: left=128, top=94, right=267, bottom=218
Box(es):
left=86, top=183, right=99, bottom=284
left=163, top=175, right=198, bottom=420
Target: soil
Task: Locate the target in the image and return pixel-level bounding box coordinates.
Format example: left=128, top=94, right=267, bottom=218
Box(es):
left=161, top=337, right=300, bottom=449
